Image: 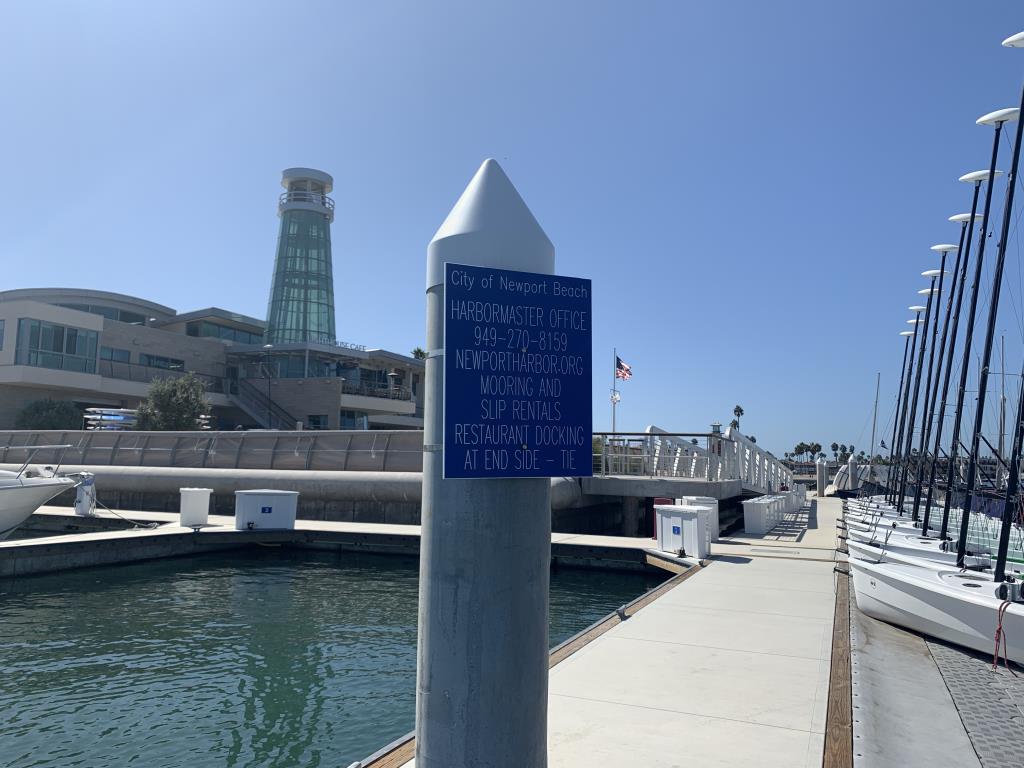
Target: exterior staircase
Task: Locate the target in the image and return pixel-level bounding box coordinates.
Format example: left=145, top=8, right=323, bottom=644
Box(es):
left=230, top=378, right=299, bottom=430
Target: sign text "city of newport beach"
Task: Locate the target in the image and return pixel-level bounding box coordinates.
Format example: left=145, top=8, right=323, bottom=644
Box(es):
left=443, top=262, right=593, bottom=479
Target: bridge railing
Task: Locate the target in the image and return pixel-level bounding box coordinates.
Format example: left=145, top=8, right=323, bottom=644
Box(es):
left=591, top=429, right=721, bottom=481
left=591, top=426, right=792, bottom=494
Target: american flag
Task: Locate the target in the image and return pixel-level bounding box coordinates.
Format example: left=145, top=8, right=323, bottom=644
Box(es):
left=615, top=356, right=632, bottom=380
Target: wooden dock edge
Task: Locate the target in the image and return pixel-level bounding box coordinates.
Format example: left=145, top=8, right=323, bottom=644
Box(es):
left=359, top=560, right=708, bottom=768
left=823, top=565, right=853, bottom=768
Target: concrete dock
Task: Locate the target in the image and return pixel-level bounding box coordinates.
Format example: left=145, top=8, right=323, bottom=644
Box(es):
left=11, top=494, right=1022, bottom=767
left=2, top=506, right=690, bottom=578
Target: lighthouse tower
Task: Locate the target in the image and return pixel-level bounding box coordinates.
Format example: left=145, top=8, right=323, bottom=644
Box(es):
left=265, top=167, right=337, bottom=345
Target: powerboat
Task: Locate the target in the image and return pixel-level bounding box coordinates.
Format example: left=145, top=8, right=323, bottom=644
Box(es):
left=0, top=445, right=78, bottom=540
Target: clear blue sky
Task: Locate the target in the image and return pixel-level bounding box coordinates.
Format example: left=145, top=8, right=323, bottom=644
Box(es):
left=3, top=1, right=1024, bottom=457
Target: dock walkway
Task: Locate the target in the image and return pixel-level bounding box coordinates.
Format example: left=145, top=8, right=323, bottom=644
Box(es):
left=377, top=496, right=842, bottom=767
left=543, top=499, right=840, bottom=767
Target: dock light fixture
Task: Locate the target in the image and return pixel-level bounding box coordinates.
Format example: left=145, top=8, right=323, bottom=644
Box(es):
left=948, top=213, right=982, bottom=224
left=930, top=244, right=959, bottom=253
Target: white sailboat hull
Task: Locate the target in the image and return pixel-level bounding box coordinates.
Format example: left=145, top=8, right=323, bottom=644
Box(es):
left=846, top=538, right=1005, bottom=573
left=851, top=558, right=1024, bottom=663
left=0, top=478, right=76, bottom=540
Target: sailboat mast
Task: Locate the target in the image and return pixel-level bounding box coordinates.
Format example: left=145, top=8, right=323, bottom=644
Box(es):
left=943, top=161, right=1003, bottom=549
left=994, top=360, right=1024, bottom=582
left=1000, top=334, right=1006, bottom=476
left=896, top=287, right=934, bottom=516
left=871, top=372, right=880, bottom=460
left=890, top=324, right=920, bottom=504
left=911, top=264, right=947, bottom=521
left=887, top=334, right=912, bottom=500
left=957, top=107, right=1024, bottom=567
left=922, top=227, right=969, bottom=533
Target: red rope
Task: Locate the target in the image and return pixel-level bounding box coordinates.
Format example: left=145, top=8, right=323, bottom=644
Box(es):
left=993, top=600, right=1018, bottom=676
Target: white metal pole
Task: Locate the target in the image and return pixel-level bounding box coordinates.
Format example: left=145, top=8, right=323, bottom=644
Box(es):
left=417, top=159, right=554, bottom=768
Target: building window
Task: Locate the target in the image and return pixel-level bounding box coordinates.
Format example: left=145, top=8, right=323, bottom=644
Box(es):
left=100, top=346, right=131, bottom=363
left=139, top=353, right=185, bottom=371
left=306, top=414, right=328, bottom=430
left=15, top=318, right=98, bottom=373
left=339, top=410, right=369, bottom=430
left=55, top=303, right=147, bottom=325
left=186, top=319, right=262, bottom=344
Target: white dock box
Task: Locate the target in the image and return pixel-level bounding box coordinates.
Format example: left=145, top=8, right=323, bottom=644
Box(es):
left=742, top=497, right=773, bottom=535
left=234, top=489, right=298, bottom=530
left=655, top=505, right=685, bottom=553
left=680, top=495, right=720, bottom=542
left=655, top=505, right=711, bottom=559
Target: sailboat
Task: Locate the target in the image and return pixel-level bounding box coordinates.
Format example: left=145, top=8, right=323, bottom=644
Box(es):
left=849, top=29, right=1024, bottom=664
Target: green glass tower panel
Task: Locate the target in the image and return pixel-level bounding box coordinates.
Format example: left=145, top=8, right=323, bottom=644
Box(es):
left=265, top=208, right=336, bottom=344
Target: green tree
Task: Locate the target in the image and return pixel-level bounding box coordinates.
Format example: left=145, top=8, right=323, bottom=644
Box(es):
left=15, top=398, right=82, bottom=430
left=411, top=347, right=427, bottom=359
left=729, top=418, right=740, bottom=429
left=135, top=375, right=211, bottom=431
left=749, top=435, right=757, bottom=443
left=732, top=404, right=744, bottom=429
left=830, top=442, right=839, bottom=461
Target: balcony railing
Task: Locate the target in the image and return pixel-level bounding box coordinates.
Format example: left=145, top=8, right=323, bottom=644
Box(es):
left=278, top=190, right=335, bottom=215
left=341, top=381, right=413, bottom=401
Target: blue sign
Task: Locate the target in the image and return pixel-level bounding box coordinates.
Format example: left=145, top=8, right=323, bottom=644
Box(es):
left=672, top=525, right=681, bottom=535
left=444, top=262, right=592, bottom=479
left=261, top=506, right=273, bottom=514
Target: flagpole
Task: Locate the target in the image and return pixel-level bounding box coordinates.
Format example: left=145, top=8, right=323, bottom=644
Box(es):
left=611, top=347, right=618, bottom=433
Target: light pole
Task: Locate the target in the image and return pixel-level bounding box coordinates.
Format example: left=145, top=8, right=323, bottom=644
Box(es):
left=262, top=343, right=274, bottom=428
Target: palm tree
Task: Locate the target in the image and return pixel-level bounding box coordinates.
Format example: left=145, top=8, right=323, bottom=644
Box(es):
left=749, top=435, right=757, bottom=443
left=733, top=405, right=744, bottom=429
left=411, top=347, right=427, bottom=359
left=729, top=419, right=740, bottom=429
left=830, top=442, right=839, bottom=461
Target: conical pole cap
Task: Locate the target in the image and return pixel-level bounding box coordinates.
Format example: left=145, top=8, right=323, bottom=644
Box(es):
left=427, top=159, right=555, bottom=288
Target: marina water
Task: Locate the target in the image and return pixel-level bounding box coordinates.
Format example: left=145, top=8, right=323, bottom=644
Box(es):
left=1, top=550, right=663, bottom=767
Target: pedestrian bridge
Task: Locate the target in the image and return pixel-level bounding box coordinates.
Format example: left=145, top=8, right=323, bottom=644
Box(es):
left=0, top=427, right=786, bottom=512
left=587, top=426, right=792, bottom=501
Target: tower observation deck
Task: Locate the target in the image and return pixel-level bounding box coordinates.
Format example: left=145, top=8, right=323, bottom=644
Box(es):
left=265, top=167, right=337, bottom=345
